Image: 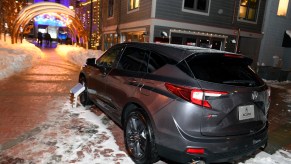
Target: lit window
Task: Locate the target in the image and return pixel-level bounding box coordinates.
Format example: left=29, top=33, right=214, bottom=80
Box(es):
left=108, top=0, right=114, bottom=17
left=182, top=0, right=211, bottom=15
left=238, top=0, right=260, bottom=22
left=277, top=0, right=289, bottom=16
left=128, top=0, right=139, bottom=11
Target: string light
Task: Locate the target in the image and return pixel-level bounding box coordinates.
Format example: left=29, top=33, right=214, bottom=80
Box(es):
left=169, top=29, right=227, bottom=38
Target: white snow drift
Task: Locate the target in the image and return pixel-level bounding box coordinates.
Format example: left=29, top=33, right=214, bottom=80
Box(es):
left=0, top=38, right=43, bottom=80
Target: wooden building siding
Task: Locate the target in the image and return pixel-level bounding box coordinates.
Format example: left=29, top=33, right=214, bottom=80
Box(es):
left=155, top=0, right=266, bottom=33
left=119, top=0, right=152, bottom=24
left=102, top=0, right=120, bottom=28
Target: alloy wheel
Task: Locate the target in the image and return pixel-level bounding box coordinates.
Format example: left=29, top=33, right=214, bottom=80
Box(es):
left=125, top=113, right=148, bottom=159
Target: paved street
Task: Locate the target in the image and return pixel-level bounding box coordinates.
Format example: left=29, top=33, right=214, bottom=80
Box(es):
left=0, top=48, right=80, bottom=147
left=0, top=47, right=133, bottom=163
left=0, top=47, right=290, bottom=163
left=266, top=82, right=291, bottom=153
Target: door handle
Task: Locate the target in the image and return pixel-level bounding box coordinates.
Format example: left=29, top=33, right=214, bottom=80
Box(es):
left=128, top=78, right=139, bottom=86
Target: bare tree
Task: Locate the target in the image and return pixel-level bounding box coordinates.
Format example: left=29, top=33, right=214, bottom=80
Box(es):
left=0, top=0, right=28, bottom=41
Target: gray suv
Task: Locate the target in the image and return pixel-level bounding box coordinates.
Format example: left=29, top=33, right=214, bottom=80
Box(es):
left=79, top=43, right=270, bottom=164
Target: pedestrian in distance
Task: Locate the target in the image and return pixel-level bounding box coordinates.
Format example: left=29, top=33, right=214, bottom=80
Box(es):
left=44, top=32, right=52, bottom=47
left=37, top=32, right=43, bottom=46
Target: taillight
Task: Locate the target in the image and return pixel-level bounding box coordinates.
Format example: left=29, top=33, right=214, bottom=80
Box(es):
left=165, top=83, right=228, bottom=109
left=224, top=54, right=243, bottom=58
left=165, top=83, right=191, bottom=102
left=186, top=148, right=205, bottom=155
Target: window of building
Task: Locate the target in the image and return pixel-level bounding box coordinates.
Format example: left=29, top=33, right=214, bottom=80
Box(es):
left=128, top=0, right=139, bottom=11
left=108, top=0, right=114, bottom=18
left=277, top=0, right=289, bottom=16
left=182, top=0, right=211, bottom=15
left=238, top=0, right=260, bottom=22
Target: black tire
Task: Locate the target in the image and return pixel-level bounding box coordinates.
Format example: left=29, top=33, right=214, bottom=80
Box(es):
left=79, top=76, right=92, bottom=106
left=124, top=108, right=159, bottom=164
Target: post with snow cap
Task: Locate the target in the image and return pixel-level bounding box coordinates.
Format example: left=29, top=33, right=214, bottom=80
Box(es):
left=70, top=83, right=85, bottom=108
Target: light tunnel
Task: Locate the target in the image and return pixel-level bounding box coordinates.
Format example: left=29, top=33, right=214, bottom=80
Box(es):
left=11, top=2, right=88, bottom=48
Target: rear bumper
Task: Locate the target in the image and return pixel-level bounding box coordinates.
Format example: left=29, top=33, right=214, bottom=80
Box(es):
left=156, top=124, right=268, bottom=164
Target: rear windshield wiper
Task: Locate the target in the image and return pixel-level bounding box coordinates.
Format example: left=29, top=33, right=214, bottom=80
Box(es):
left=222, top=80, right=256, bottom=86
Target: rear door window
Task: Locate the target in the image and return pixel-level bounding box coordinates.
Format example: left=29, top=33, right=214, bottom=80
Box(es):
left=185, top=53, right=264, bottom=87
left=117, top=47, right=148, bottom=73
left=147, top=52, right=168, bottom=73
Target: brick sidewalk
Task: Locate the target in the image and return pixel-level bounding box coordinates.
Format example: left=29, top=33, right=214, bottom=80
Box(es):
left=0, top=49, right=80, bottom=147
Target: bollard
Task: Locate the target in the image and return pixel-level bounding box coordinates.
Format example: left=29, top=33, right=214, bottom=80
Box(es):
left=70, top=83, right=85, bottom=108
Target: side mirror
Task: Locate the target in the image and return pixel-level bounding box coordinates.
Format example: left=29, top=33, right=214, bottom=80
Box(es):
left=86, top=58, right=96, bottom=66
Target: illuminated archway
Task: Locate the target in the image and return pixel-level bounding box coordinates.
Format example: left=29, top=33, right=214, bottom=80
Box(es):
left=11, top=2, right=88, bottom=48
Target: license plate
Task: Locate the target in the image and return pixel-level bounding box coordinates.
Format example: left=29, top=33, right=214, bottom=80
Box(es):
left=238, top=105, right=255, bottom=120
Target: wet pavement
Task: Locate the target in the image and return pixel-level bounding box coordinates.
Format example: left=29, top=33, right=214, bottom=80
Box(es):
left=265, top=82, right=291, bottom=153
left=0, top=47, right=291, bottom=163
left=0, top=48, right=80, bottom=146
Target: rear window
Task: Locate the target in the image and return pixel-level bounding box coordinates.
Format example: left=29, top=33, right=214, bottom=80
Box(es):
left=185, top=53, right=265, bottom=87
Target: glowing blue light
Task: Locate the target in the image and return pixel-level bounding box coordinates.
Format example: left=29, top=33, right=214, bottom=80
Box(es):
left=34, top=14, right=68, bottom=27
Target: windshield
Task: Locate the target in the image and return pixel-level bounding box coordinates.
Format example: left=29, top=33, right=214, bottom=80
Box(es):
left=185, top=53, right=265, bottom=87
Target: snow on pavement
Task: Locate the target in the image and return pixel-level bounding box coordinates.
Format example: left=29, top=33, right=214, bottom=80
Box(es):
left=55, top=45, right=103, bottom=67
left=0, top=101, right=133, bottom=163
left=0, top=38, right=43, bottom=80
left=240, top=150, right=291, bottom=164
left=1, top=98, right=291, bottom=163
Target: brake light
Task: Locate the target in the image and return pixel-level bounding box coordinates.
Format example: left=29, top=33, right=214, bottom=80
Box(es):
left=165, top=83, right=191, bottom=102
left=165, top=83, right=228, bottom=109
left=224, top=54, right=243, bottom=58
left=186, top=148, right=205, bottom=154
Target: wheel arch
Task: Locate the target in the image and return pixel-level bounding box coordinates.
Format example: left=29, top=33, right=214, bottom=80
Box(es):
left=78, top=72, right=86, bottom=82
left=121, top=102, right=156, bottom=130
left=122, top=101, right=160, bottom=163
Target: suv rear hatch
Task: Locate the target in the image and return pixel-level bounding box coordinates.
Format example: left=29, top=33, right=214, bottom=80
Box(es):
left=184, top=53, right=270, bottom=137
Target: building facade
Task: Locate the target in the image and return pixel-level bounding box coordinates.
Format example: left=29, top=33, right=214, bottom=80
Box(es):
left=74, top=0, right=101, bottom=49
left=102, top=0, right=267, bottom=68
left=258, top=0, right=291, bottom=81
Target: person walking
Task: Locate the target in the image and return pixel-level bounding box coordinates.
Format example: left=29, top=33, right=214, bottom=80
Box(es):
left=44, top=32, right=52, bottom=47
left=37, top=32, right=43, bottom=46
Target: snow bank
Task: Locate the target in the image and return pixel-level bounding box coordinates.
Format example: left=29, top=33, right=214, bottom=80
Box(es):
left=55, top=45, right=103, bottom=67
left=0, top=37, right=43, bottom=80
left=60, top=102, right=134, bottom=163
left=241, top=150, right=291, bottom=164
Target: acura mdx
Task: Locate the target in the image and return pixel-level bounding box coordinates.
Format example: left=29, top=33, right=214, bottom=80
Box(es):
left=78, top=43, right=270, bottom=164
